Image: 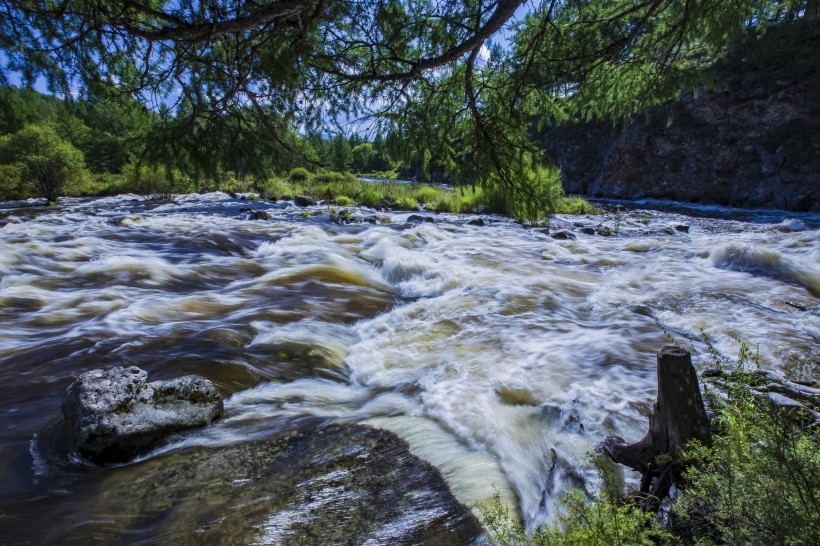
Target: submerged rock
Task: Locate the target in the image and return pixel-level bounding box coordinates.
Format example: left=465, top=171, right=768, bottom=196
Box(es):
left=62, top=366, right=223, bottom=464
left=68, top=421, right=481, bottom=545
left=550, top=230, right=576, bottom=240
left=251, top=210, right=271, bottom=220
left=407, top=214, right=435, bottom=223
left=294, top=195, right=316, bottom=207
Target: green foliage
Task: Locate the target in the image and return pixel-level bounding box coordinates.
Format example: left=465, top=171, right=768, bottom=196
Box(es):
left=481, top=491, right=676, bottom=546
left=289, top=167, right=311, bottom=182
left=556, top=197, right=599, bottom=215
left=122, top=161, right=190, bottom=201
left=357, top=188, right=381, bottom=207
left=712, top=18, right=820, bottom=90
left=676, top=385, right=820, bottom=546
left=334, top=195, right=352, bottom=206
left=485, top=161, right=563, bottom=222
left=0, top=162, right=24, bottom=200
left=394, top=195, right=419, bottom=211
left=0, top=124, right=87, bottom=201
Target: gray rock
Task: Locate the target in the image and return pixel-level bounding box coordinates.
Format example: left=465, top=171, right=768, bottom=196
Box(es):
left=62, top=366, right=223, bottom=464
left=550, top=230, right=576, bottom=240
left=62, top=421, right=481, bottom=545
left=251, top=210, right=271, bottom=220
left=407, top=214, right=435, bottom=223
left=467, top=217, right=485, bottom=227
left=294, top=195, right=316, bottom=207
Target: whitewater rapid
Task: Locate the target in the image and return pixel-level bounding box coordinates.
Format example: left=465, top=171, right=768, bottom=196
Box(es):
left=1, top=192, right=817, bottom=532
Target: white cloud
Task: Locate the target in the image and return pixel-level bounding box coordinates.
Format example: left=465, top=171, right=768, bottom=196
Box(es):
left=478, top=44, right=491, bottom=62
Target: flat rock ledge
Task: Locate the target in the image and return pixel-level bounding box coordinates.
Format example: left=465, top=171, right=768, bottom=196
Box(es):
left=62, top=366, right=223, bottom=464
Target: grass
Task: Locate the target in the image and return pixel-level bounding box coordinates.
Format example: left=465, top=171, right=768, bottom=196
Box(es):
left=2, top=164, right=598, bottom=219
left=253, top=171, right=598, bottom=217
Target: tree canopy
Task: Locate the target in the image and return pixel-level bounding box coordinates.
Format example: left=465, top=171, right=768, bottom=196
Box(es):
left=1, top=0, right=816, bottom=212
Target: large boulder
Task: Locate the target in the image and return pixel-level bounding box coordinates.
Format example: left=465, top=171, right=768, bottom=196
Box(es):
left=51, top=421, right=482, bottom=545
left=62, top=366, right=223, bottom=464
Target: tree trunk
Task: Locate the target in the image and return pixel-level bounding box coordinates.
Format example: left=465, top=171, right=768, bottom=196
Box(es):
left=603, top=346, right=711, bottom=504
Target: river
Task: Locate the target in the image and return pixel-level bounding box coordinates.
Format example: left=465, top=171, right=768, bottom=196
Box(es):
left=0, top=193, right=817, bottom=543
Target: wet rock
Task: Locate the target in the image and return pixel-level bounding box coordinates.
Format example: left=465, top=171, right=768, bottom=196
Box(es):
left=294, top=195, right=316, bottom=207
left=550, top=230, right=576, bottom=240
left=359, top=214, right=389, bottom=224
left=228, top=192, right=239, bottom=199
left=376, top=197, right=397, bottom=210
left=467, top=218, right=485, bottom=227
left=674, top=224, right=690, bottom=233
left=579, top=227, right=596, bottom=235
left=407, top=214, right=435, bottom=223
left=62, top=366, right=223, bottom=464
left=596, top=226, right=613, bottom=237
left=74, top=421, right=481, bottom=545
left=239, top=207, right=252, bottom=213
left=251, top=210, right=271, bottom=220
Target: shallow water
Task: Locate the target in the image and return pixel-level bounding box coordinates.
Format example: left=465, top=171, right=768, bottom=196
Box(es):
left=1, top=193, right=818, bottom=540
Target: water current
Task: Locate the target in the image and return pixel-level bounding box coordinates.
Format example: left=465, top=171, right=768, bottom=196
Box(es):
left=0, top=193, right=817, bottom=542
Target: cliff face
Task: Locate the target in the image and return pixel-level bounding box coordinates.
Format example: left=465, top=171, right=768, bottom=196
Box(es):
left=544, top=25, right=820, bottom=212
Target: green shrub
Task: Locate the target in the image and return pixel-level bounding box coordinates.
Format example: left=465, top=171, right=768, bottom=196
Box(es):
left=334, top=195, right=352, bottom=206
left=556, top=196, right=599, bottom=215
left=122, top=161, right=189, bottom=200
left=432, top=194, right=459, bottom=213
left=357, top=188, right=381, bottom=207
left=676, top=386, right=820, bottom=546
left=0, top=163, right=25, bottom=200
left=0, top=124, right=88, bottom=202
left=394, top=196, right=419, bottom=210
left=411, top=185, right=441, bottom=204
left=289, top=167, right=310, bottom=182
left=260, top=177, right=297, bottom=199
left=481, top=490, right=676, bottom=546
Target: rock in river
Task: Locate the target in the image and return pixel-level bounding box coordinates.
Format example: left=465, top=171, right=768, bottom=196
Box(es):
left=294, top=195, right=316, bottom=207
left=62, top=366, right=223, bottom=464
left=64, top=421, right=481, bottom=545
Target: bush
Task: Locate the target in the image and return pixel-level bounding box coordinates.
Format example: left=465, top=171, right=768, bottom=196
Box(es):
left=0, top=163, right=25, bottom=200
left=0, top=124, right=87, bottom=202
left=394, top=196, right=419, bottom=210
left=122, top=161, right=189, bottom=200
left=411, top=185, right=440, bottom=204
left=432, top=194, right=460, bottom=213
left=289, top=167, right=311, bottom=182
left=357, top=188, right=381, bottom=207
left=557, top=196, right=599, bottom=215
left=676, top=385, right=820, bottom=546
left=334, top=195, right=352, bottom=206
left=481, top=490, right=676, bottom=546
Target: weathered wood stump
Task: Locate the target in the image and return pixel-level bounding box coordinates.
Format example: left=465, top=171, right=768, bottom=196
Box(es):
left=603, top=346, right=711, bottom=505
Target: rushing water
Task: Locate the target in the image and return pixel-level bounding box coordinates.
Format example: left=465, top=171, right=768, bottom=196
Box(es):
left=0, top=193, right=818, bottom=542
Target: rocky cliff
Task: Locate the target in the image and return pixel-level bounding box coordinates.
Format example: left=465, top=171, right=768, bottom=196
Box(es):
left=544, top=22, right=820, bottom=212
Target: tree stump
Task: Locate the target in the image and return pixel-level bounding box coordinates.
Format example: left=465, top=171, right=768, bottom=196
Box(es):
left=603, top=346, right=711, bottom=505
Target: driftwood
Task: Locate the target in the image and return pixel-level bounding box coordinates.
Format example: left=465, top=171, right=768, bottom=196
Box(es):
left=603, top=346, right=711, bottom=504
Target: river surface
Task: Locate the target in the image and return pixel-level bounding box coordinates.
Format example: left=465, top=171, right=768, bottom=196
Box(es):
left=0, top=193, right=818, bottom=543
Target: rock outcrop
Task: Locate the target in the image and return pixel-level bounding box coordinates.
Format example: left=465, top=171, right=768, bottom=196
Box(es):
left=543, top=23, right=820, bottom=212
left=54, top=421, right=482, bottom=545
left=62, top=366, right=223, bottom=464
